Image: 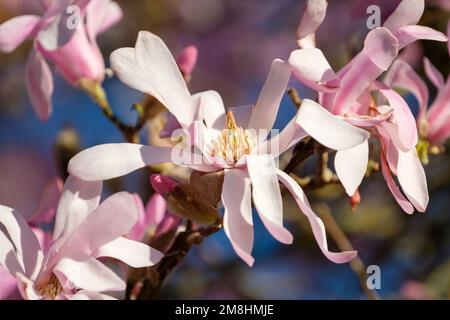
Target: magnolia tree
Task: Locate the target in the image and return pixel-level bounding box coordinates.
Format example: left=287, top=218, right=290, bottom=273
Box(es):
left=0, top=0, right=449, bottom=300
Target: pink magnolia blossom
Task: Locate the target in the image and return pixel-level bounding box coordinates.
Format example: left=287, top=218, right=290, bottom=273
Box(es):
left=0, top=176, right=62, bottom=300
left=0, top=0, right=122, bottom=121
left=385, top=23, right=450, bottom=147
left=289, top=0, right=443, bottom=213
left=0, top=175, right=163, bottom=300
left=67, top=31, right=374, bottom=266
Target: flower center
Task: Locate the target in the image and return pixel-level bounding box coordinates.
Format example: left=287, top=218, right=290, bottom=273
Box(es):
left=36, top=273, right=63, bottom=300
left=210, top=111, right=255, bottom=165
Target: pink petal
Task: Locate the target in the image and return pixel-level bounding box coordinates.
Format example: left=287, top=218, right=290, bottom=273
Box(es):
left=53, top=257, right=125, bottom=292
left=52, top=175, right=102, bottom=242
left=246, top=155, right=293, bottom=244
left=193, top=90, right=226, bottom=131
left=95, top=236, right=163, bottom=268
left=247, top=59, right=291, bottom=132
left=0, top=15, right=41, bottom=53
left=379, top=142, right=414, bottom=214
left=176, top=45, right=198, bottom=77
left=68, top=144, right=173, bottom=181
left=427, top=113, right=450, bottom=144
left=86, top=0, right=123, bottom=40
left=0, top=205, right=43, bottom=279
left=383, top=0, right=424, bottom=33
left=145, top=194, right=168, bottom=228
left=396, top=25, right=447, bottom=49
left=25, top=50, right=54, bottom=121
left=222, top=168, right=254, bottom=267
left=379, top=88, right=418, bottom=150
left=296, top=0, right=327, bottom=48
left=384, top=59, right=429, bottom=118
left=0, top=267, right=20, bottom=300
left=289, top=48, right=340, bottom=93
left=423, top=57, right=445, bottom=90
left=276, top=170, right=357, bottom=263
left=154, top=212, right=182, bottom=238
left=297, top=99, right=370, bottom=150
left=397, top=148, right=429, bottom=212
left=30, top=176, right=63, bottom=224
left=334, top=140, right=369, bottom=196
left=134, top=31, right=195, bottom=128
left=332, top=28, right=399, bottom=114
left=62, top=192, right=142, bottom=258
left=341, top=110, right=393, bottom=127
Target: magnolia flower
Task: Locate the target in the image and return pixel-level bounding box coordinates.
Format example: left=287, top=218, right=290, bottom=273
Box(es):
left=0, top=176, right=62, bottom=300
left=0, top=175, right=163, bottom=300
left=289, top=0, right=444, bottom=213
left=0, top=0, right=122, bottom=120
left=385, top=23, right=450, bottom=152
left=67, top=31, right=373, bottom=266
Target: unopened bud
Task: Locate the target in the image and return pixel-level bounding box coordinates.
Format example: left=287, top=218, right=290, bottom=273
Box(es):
left=176, top=45, right=198, bottom=80
left=150, top=174, right=178, bottom=194
left=349, top=189, right=361, bottom=212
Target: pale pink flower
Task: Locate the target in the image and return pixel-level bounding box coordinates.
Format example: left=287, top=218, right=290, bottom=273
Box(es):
left=385, top=23, right=450, bottom=147
left=67, top=31, right=372, bottom=266
left=0, top=0, right=122, bottom=120
left=289, top=0, right=442, bottom=213
left=0, top=175, right=163, bottom=300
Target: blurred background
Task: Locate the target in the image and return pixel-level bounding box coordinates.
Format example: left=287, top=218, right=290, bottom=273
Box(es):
left=0, top=0, right=449, bottom=299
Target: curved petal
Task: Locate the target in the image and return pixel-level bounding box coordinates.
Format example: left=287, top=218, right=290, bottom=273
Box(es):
left=53, top=257, right=124, bottom=292
left=68, top=144, right=173, bottom=181
left=276, top=170, right=357, bottom=263
left=247, top=59, right=291, bottom=132
left=341, top=110, right=393, bottom=127
left=221, top=169, right=254, bottom=267
left=332, top=28, right=399, bottom=114
left=288, top=48, right=339, bottom=93
left=427, top=113, right=450, bottom=144
left=95, top=237, right=163, bottom=268
left=396, top=25, right=447, bottom=49
left=379, top=88, right=418, bottom=150
left=379, top=142, right=414, bottom=214
left=128, top=193, right=167, bottom=240
left=30, top=176, right=63, bottom=224
left=0, top=267, right=19, bottom=300
left=86, top=0, right=123, bottom=40
left=0, top=231, right=25, bottom=277
left=397, top=148, right=428, bottom=212
left=0, top=15, right=41, bottom=53
left=383, top=0, right=424, bottom=33
left=134, top=31, right=195, bottom=128
left=423, top=57, right=444, bottom=90
left=193, top=90, right=226, bottom=130
left=384, top=59, right=429, bottom=118
left=62, top=192, right=141, bottom=258
left=25, top=50, right=54, bottom=121
left=246, top=155, right=293, bottom=244
left=297, top=99, right=370, bottom=150
left=52, top=175, right=102, bottom=242
left=0, top=205, right=43, bottom=279
left=334, top=140, right=369, bottom=196
left=296, top=0, right=327, bottom=48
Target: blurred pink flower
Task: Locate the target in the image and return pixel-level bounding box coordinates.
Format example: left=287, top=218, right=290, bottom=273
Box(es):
left=399, top=280, right=434, bottom=300
left=0, top=175, right=163, bottom=300
left=386, top=23, right=450, bottom=147
left=0, top=0, right=122, bottom=121
left=67, top=31, right=371, bottom=266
